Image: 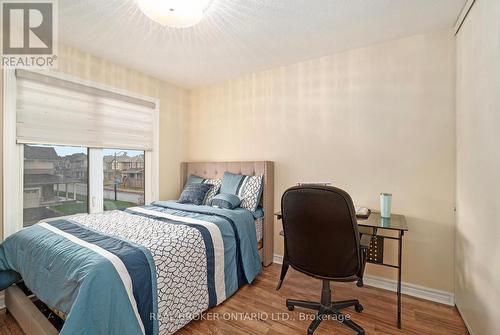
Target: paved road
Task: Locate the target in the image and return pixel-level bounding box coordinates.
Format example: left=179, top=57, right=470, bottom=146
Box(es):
left=60, top=183, right=143, bottom=203
left=103, top=189, right=143, bottom=203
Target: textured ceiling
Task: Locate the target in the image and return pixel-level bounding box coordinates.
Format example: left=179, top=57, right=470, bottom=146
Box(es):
left=59, top=0, right=466, bottom=88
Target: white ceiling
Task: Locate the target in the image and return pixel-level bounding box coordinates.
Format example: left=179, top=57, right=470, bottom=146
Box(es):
left=59, top=0, right=466, bottom=88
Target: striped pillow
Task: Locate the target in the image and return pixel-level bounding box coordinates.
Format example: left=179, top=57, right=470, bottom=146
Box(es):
left=220, top=172, right=263, bottom=212
left=210, top=193, right=241, bottom=209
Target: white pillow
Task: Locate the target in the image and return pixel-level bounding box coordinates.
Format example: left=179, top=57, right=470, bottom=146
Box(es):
left=238, top=175, right=263, bottom=212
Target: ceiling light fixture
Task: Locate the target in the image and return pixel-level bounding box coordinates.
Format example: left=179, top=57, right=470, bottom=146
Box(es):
left=137, top=0, right=213, bottom=28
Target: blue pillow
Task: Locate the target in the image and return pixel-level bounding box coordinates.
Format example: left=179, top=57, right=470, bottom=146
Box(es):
left=220, top=172, right=244, bottom=194
left=186, top=174, right=204, bottom=186
left=210, top=193, right=241, bottom=209
left=178, top=183, right=213, bottom=205
left=185, top=174, right=222, bottom=205
left=220, top=172, right=263, bottom=212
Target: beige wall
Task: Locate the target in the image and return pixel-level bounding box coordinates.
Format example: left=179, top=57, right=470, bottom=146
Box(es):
left=0, top=29, right=460, bottom=294
left=0, top=45, right=189, bottom=239
left=188, top=30, right=457, bottom=292
left=455, top=0, right=500, bottom=333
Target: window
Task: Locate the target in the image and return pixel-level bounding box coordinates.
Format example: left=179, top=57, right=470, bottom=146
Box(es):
left=22, top=145, right=147, bottom=226
left=3, top=69, right=159, bottom=237
left=103, top=149, right=145, bottom=210
left=23, top=145, right=88, bottom=227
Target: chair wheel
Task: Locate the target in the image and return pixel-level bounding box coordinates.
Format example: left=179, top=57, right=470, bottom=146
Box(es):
left=287, top=305, right=295, bottom=311
left=354, top=303, right=364, bottom=313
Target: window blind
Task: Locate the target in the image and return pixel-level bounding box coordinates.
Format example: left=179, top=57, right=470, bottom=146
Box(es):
left=16, top=70, right=156, bottom=151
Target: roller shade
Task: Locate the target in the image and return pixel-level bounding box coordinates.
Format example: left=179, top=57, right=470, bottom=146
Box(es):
left=16, top=70, right=156, bottom=150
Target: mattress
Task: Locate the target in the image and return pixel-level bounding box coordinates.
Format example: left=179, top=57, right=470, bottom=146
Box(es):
left=255, top=217, right=263, bottom=242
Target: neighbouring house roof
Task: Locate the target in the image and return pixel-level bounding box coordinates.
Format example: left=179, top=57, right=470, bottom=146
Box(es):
left=24, top=173, right=60, bottom=186
left=65, top=153, right=87, bottom=162
left=24, top=145, right=59, bottom=160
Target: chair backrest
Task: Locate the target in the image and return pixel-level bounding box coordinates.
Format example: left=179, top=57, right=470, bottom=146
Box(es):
left=281, top=185, right=362, bottom=280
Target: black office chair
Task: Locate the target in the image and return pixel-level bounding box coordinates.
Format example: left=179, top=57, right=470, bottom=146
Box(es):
left=277, top=185, right=370, bottom=335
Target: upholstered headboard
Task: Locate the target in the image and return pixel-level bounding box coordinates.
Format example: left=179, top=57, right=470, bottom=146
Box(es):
left=180, top=161, right=274, bottom=266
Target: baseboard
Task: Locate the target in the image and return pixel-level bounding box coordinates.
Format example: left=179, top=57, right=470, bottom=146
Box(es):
left=362, top=274, right=455, bottom=306
left=272, top=254, right=455, bottom=306
left=273, top=254, right=284, bottom=264
left=456, top=303, right=475, bottom=335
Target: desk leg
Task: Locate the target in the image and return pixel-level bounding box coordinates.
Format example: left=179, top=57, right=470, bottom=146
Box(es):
left=397, top=231, right=404, bottom=329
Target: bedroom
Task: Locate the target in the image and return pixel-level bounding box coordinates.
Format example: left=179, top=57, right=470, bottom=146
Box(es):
left=0, top=0, right=498, bottom=334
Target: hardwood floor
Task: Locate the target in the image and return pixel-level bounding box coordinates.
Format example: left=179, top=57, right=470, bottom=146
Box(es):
left=0, top=264, right=468, bottom=335
left=0, top=313, right=23, bottom=335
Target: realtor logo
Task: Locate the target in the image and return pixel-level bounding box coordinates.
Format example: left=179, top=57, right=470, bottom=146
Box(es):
left=1, top=0, right=58, bottom=67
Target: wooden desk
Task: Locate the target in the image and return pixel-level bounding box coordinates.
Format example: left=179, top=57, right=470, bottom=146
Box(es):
left=274, top=211, right=408, bottom=329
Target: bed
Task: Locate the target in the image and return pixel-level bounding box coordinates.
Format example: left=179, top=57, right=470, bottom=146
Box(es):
left=0, top=161, right=274, bottom=335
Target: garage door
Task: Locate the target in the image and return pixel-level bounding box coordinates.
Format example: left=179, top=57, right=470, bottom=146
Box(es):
left=24, top=188, right=41, bottom=209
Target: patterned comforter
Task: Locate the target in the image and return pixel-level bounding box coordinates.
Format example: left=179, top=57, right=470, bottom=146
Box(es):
left=0, top=201, right=262, bottom=335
